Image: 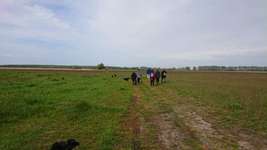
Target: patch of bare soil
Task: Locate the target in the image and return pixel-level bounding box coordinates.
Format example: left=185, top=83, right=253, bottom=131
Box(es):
left=130, top=96, right=141, bottom=150
left=174, top=106, right=267, bottom=150
left=179, top=110, right=230, bottom=149
left=158, top=87, right=267, bottom=149
left=238, top=141, right=255, bottom=150
left=117, top=95, right=141, bottom=150
left=153, top=113, right=193, bottom=150
left=120, top=85, right=267, bottom=150
left=235, top=131, right=267, bottom=150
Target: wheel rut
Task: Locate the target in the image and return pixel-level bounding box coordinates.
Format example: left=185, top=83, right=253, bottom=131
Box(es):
left=119, top=82, right=267, bottom=150
left=128, top=95, right=141, bottom=150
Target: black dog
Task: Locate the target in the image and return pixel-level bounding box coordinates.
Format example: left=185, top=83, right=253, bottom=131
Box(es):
left=51, top=139, right=79, bottom=150
left=123, top=77, right=130, bottom=81
left=112, top=74, right=117, bottom=78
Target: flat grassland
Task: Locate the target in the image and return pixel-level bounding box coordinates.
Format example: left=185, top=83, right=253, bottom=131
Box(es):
left=0, top=70, right=267, bottom=149
left=0, top=70, right=132, bottom=149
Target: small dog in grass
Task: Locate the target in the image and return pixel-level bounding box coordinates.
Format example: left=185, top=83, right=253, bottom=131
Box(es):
left=123, top=77, right=130, bottom=81
left=112, top=74, right=117, bottom=78
left=51, top=139, right=79, bottom=150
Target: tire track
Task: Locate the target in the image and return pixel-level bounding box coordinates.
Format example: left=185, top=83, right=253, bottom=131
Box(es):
left=157, top=85, right=267, bottom=150
left=139, top=83, right=202, bottom=150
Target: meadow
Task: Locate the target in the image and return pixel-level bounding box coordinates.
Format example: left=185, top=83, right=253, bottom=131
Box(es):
left=0, top=70, right=132, bottom=149
left=167, top=72, right=267, bottom=132
left=0, top=70, right=267, bottom=149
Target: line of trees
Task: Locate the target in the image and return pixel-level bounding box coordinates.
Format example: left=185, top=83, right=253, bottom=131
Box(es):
left=197, top=66, right=267, bottom=71
left=1, top=64, right=266, bottom=71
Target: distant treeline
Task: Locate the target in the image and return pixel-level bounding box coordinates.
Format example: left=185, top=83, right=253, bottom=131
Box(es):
left=0, top=64, right=142, bottom=70
left=1, top=65, right=267, bottom=72
left=197, top=66, right=267, bottom=71
left=0, top=64, right=96, bottom=69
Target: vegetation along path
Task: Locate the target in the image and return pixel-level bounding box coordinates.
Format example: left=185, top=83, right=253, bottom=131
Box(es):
left=1, top=70, right=267, bottom=150
left=120, top=76, right=267, bottom=150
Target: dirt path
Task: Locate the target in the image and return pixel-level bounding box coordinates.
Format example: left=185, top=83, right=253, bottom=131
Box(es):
left=118, top=81, right=267, bottom=150
left=137, top=84, right=203, bottom=150
left=130, top=95, right=141, bottom=150
left=116, top=91, right=142, bottom=150
left=152, top=87, right=232, bottom=149
left=153, top=84, right=267, bottom=150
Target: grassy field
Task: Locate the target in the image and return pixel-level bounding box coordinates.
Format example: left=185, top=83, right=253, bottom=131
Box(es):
left=167, top=72, right=267, bottom=132
left=121, top=71, right=267, bottom=149
left=0, top=70, right=267, bottom=149
left=0, top=70, right=132, bottom=149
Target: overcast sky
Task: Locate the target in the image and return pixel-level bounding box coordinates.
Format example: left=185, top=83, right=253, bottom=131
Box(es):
left=0, top=0, right=266, bottom=67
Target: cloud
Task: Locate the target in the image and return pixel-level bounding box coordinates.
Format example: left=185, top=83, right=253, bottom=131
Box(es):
left=0, top=0, right=266, bottom=66
left=0, top=0, right=81, bottom=41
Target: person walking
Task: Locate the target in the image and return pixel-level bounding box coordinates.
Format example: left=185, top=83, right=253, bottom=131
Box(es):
left=131, top=72, right=137, bottom=85
left=150, top=70, right=155, bottom=86
left=146, top=68, right=151, bottom=79
left=155, top=69, right=161, bottom=85
left=136, top=70, right=142, bottom=84
left=161, top=70, right=167, bottom=83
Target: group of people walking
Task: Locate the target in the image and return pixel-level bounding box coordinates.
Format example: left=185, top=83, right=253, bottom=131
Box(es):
left=130, top=68, right=167, bottom=86
left=131, top=70, right=142, bottom=85
left=147, top=68, right=167, bottom=86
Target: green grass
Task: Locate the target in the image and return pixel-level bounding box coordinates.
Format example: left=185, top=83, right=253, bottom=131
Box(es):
left=0, top=70, right=132, bottom=150
left=131, top=72, right=267, bottom=148
left=1, top=70, right=267, bottom=149
left=166, top=72, right=267, bottom=134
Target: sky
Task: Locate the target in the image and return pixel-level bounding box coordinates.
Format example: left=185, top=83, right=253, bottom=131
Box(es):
left=0, top=0, right=266, bottom=67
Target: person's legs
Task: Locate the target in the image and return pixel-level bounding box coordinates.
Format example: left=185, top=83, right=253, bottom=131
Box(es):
left=162, top=76, right=166, bottom=83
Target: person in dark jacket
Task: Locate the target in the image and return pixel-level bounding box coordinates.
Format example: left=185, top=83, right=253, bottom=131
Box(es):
left=136, top=70, right=142, bottom=84
left=150, top=70, right=155, bottom=86
left=161, top=70, right=167, bottom=83
left=146, top=68, right=152, bottom=79
left=131, top=72, right=137, bottom=85
left=155, top=69, right=161, bottom=85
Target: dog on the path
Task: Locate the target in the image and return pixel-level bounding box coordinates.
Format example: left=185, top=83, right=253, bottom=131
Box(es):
left=51, top=139, right=79, bottom=150
left=123, top=77, right=130, bottom=81
left=111, top=74, right=117, bottom=78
